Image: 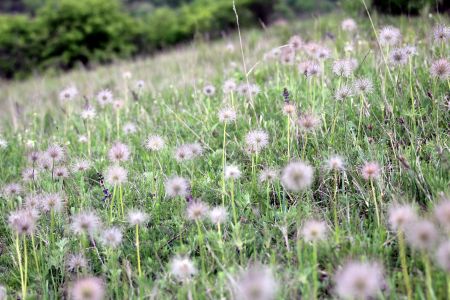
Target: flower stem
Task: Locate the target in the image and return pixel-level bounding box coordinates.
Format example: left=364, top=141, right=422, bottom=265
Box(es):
left=302, top=134, right=308, bottom=161
left=370, top=180, right=380, bottom=227
left=196, top=220, right=206, bottom=275
left=422, top=253, right=435, bottom=300
left=230, top=179, right=237, bottom=225
left=333, top=171, right=339, bottom=244
left=23, top=236, right=28, bottom=298
left=15, top=233, right=25, bottom=299
left=398, top=231, right=412, bottom=300
left=312, top=242, right=318, bottom=300
left=286, top=115, right=290, bottom=160
left=31, top=234, right=40, bottom=275
left=135, top=224, right=142, bottom=278
left=109, top=185, right=117, bottom=221
left=119, top=184, right=124, bottom=218
left=222, top=123, right=227, bottom=206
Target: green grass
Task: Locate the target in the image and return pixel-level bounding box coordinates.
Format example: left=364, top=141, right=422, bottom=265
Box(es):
left=0, top=11, right=449, bottom=300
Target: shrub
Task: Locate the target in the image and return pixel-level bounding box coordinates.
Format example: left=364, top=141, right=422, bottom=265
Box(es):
left=371, top=0, right=434, bottom=14
left=0, top=14, right=42, bottom=78
left=36, top=0, right=139, bottom=70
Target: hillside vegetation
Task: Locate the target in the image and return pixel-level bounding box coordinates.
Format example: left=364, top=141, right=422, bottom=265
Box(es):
left=0, top=11, right=449, bottom=300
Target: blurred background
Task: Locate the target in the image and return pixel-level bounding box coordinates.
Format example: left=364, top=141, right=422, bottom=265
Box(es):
left=0, top=0, right=448, bottom=80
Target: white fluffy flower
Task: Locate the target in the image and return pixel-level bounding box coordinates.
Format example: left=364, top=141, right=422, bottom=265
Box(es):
left=281, top=161, right=314, bottom=192
left=165, top=176, right=190, bottom=198
left=335, top=261, right=384, bottom=299
left=169, top=256, right=197, bottom=282
left=225, top=165, right=241, bottom=180
left=301, top=220, right=328, bottom=243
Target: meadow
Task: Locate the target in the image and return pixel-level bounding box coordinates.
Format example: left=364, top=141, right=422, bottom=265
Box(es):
left=0, top=10, right=449, bottom=300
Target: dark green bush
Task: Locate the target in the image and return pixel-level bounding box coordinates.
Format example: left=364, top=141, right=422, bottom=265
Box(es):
left=341, top=0, right=443, bottom=16
left=0, top=15, right=43, bottom=78
left=37, top=0, right=139, bottom=70
left=371, top=0, right=433, bottom=14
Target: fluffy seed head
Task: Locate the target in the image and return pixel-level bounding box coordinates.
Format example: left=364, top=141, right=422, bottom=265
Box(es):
left=280, top=46, right=295, bottom=65
left=388, top=203, right=417, bottom=231
left=70, top=211, right=101, bottom=236
left=379, top=26, right=401, bottom=46
left=203, top=84, right=216, bottom=96
left=169, top=256, right=197, bottom=282
left=59, top=86, right=78, bottom=102
left=145, top=135, right=165, bottom=151
left=436, top=241, right=450, bottom=272
left=46, top=144, right=65, bottom=162
left=288, top=35, right=303, bottom=50
left=165, top=176, right=190, bottom=198
left=245, top=130, right=269, bottom=153
left=335, top=261, right=384, bottom=299
left=281, top=161, right=314, bottom=192
left=0, top=138, right=7, bottom=149
left=135, top=80, right=145, bottom=90
left=81, top=106, right=96, bottom=120
left=123, top=122, right=137, bottom=135
left=218, top=107, right=237, bottom=123
left=299, top=61, right=321, bottom=77
left=315, top=46, right=331, bottom=60
left=433, top=24, right=450, bottom=43
left=108, top=142, right=130, bottom=163
left=334, top=85, right=352, bottom=101
left=39, top=155, right=52, bottom=171
left=332, top=59, right=357, bottom=77
left=27, top=151, right=41, bottom=164
left=231, top=264, right=279, bottom=300
left=97, top=89, right=113, bottom=107
left=22, top=168, right=39, bottom=182
left=361, top=161, right=381, bottom=181
left=112, top=100, right=124, bottom=110
left=188, top=143, right=203, bottom=157
left=405, top=219, right=438, bottom=251
left=127, top=210, right=149, bottom=226
left=430, top=58, right=450, bottom=80
left=78, top=135, right=88, bottom=143
left=8, top=209, right=38, bottom=235
left=209, top=206, right=228, bottom=225
left=403, top=45, right=417, bottom=57
left=100, top=227, right=123, bottom=248
left=70, top=277, right=105, bottom=300
left=0, top=286, right=5, bottom=300
left=67, top=253, right=88, bottom=272
left=174, top=145, right=192, bottom=161
left=54, top=166, right=70, bottom=179
left=341, top=18, right=357, bottom=32
left=122, top=71, right=132, bottom=79
left=225, top=165, right=242, bottom=180
left=72, top=159, right=91, bottom=173
left=434, top=197, right=450, bottom=230
left=389, top=48, right=407, bottom=67
left=298, top=113, right=321, bottom=132
left=353, top=78, right=374, bottom=95
left=2, top=182, right=23, bottom=198
left=42, top=192, right=65, bottom=213
left=301, top=220, right=328, bottom=243
left=259, top=168, right=279, bottom=183
left=324, top=155, right=345, bottom=172
left=282, top=102, right=296, bottom=116
left=24, top=193, right=43, bottom=210
left=223, top=79, right=237, bottom=93
left=237, top=83, right=260, bottom=98
left=186, top=199, right=209, bottom=221
left=105, top=165, right=127, bottom=185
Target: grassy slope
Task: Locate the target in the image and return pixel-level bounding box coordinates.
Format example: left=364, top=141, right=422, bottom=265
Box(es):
left=0, top=11, right=449, bottom=299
